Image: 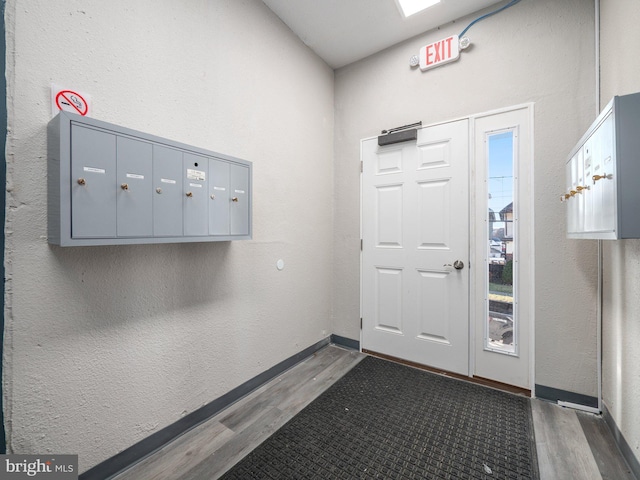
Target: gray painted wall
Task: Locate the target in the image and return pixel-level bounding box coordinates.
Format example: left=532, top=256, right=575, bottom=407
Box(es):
left=3, top=0, right=334, bottom=472
left=600, top=0, right=640, bottom=464
left=332, top=0, right=599, bottom=397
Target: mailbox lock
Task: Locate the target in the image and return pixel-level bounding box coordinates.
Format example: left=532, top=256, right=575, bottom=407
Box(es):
left=77, top=178, right=86, bottom=186
left=593, top=173, right=610, bottom=184
left=186, top=192, right=193, bottom=198
left=232, top=197, right=239, bottom=202
left=210, top=194, right=216, bottom=200
left=121, top=183, right=129, bottom=191
left=156, top=188, right=162, bottom=194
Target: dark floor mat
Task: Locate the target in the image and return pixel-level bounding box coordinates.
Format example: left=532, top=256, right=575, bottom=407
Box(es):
left=221, top=355, right=539, bottom=479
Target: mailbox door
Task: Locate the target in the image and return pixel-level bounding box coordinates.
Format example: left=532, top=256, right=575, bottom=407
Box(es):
left=153, top=146, right=183, bottom=237
left=71, top=125, right=117, bottom=238
left=599, top=113, right=616, bottom=234
left=209, top=159, right=230, bottom=235
left=230, top=163, right=250, bottom=236
left=116, top=136, right=153, bottom=237
left=183, top=153, right=209, bottom=236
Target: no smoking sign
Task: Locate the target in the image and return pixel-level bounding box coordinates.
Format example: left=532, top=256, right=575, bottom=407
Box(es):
left=51, top=84, right=91, bottom=117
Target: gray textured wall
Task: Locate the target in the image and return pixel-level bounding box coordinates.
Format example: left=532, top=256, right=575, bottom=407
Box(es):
left=600, top=0, right=640, bottom=464
left=3, top=0, right=334, bottom=472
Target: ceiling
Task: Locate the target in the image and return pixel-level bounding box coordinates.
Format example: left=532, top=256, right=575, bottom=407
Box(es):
left=261, top=0, right=504, bottom=69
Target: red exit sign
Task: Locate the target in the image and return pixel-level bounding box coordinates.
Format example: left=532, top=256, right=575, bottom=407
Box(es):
left=419, top=35, right=460, bottom=71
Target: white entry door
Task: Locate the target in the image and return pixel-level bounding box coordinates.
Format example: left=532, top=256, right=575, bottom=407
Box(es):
left=361, top=120, right=469, bottom=375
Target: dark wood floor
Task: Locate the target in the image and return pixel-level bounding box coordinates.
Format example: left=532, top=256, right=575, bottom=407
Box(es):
left=113, top=345, right=636, bottom=480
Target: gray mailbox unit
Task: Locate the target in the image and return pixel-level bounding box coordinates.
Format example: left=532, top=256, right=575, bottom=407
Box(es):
left=48, top=111, right=252, bottom=246
left=564, top=92, right=640, bottom=239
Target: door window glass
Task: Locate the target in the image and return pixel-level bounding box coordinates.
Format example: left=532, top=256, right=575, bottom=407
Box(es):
left=486, top=131, right=516, bottom=354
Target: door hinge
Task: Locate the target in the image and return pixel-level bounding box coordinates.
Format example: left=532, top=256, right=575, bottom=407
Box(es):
left=360, top=161, right=363, bottom=173
left=360, top=318, right=363, bottom=329
left=360, top=239, right=363, bottom=251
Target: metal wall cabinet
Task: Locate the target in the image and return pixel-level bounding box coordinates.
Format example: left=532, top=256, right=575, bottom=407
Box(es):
left=48, top=111, right=252, bottom=246
left=564, top=92, right=640, bottom=239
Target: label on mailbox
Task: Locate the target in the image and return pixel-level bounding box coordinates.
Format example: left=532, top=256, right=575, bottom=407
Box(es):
left=187, top=169, right=206, bottom=181
left=419, top=35, right=460, bottom=71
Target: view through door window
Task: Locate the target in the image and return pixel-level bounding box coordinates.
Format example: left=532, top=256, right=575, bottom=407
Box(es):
left=487, top=131, right=516, bottom=354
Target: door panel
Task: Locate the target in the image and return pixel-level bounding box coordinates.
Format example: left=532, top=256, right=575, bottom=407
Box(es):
left=417, top=179, right=450, bottom=249
left=116, top=136, right=153, bottom=237
left=153, top=145, right=183, bottom=237
left=209, top=159, right=230, bottom=235
left=362, top=119, right=469, bottom=375
left=417, top=269, right=450, bottom=343
left=183, top=153, right=209, bottom=236
left=375, top=184, right=403, bottom=247
left=230, top=164, right=250, bottom=236
left=71, top=125, right=116, bottom=238
left=376, top=149, right=403, bottom=173
left=374, top=267, right=404, bottom=334
left=418, top=140, right=450, bottom=168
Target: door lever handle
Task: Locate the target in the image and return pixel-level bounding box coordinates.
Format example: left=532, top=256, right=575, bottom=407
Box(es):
left=444, top=261, right=465, bottom=270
